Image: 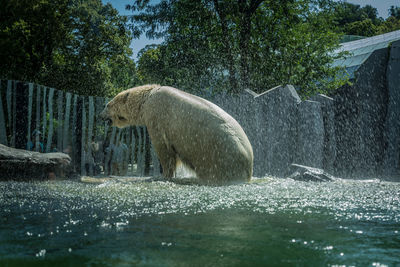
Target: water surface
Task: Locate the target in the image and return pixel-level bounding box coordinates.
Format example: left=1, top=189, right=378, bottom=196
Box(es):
left=1, top=177, right=399, bottom=266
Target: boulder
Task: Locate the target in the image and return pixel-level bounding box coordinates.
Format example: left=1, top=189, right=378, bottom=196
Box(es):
left=310, top=94, right=336, bottom=173
left=287, top=164, right=334, bottom=182
left=297, top=100, right=324, bottom=169
left=0, top=144, right=72, bottom=180
left=253, top=85, right=301, bottom=177
left=212, top=85, right=301, bottom=177
left=333, top=47, right=389, bottom=178
left=355, top=47, right=388, bottom=176
left=382, top=40, right=400, bottom=177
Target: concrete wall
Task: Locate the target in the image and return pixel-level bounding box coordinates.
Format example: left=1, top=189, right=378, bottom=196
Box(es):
left=211, top=40, right=400, bottom=181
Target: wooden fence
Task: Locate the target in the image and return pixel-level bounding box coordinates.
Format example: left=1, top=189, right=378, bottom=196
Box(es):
left=0, top=80, right=161, bottom=177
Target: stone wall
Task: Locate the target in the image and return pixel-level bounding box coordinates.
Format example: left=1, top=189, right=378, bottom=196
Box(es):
left=211, top=40, right=400, bottom=181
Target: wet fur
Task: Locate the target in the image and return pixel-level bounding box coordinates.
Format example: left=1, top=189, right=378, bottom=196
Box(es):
left=101, top=85, right=253, bottom=184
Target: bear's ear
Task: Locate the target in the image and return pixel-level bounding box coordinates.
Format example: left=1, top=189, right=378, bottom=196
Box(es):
left=121, top=92, right=129, bottom=104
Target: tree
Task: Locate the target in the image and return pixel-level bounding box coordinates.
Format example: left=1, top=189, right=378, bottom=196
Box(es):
left=376, top=16, right=400, bottom=35
left=129, top=0, right=345, bottom=97
left=375, top=6, right=400, bottom=34
left=389, top=6, right=400, bottom=19
left=0, top=0, right=137, bottom=96
left=332, top=2, right=380, bottom=29
left=332, top=2, right=400, bottom=37
left=0, top=0, right=70, bottom=82
left=136, top=45, right=165, bottom=84
left=344, top=19, right=377, bottom=37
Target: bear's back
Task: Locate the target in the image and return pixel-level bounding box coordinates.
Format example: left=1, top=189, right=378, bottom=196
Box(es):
left=144, top=86, right=253, bottom=182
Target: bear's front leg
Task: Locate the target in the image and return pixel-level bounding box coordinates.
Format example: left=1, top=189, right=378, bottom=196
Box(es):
left=160, top=154, right=176, bottom=179
left=147, top=134, right=177, bottom=179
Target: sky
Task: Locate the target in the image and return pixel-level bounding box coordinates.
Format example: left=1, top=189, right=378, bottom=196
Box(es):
left=102, top=0, right=163, bottom=60
left=342, top=0, right=399, bottom=18
left=103, top=0, right=399, bottom=60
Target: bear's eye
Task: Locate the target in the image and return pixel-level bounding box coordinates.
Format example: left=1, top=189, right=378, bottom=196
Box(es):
left=118, top=116, right=127, bottom=121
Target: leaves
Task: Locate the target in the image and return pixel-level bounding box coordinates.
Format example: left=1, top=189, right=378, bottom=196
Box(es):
left=0, top=0, right=137, bottom=97
left=132, top=0, right=347, bottom=97
left=332, top=1, right=400, bottom=37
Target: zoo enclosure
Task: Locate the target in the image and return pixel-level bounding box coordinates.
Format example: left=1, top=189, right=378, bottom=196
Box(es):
left=0, top=80, right=161, bottom=177
left=1, top=36, right=399, bottom=181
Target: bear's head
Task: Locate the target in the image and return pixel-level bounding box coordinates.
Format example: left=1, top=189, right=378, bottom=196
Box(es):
left=100, top=85, right=156, bottom=128
left=100, top=90, right=131, bottom=128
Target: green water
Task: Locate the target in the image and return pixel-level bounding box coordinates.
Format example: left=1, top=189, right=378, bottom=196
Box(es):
left=0, top=178, right=399, bottom=266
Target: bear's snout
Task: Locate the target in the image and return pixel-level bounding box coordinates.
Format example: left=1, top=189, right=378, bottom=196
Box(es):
left=99, top=109, right=112, bottom=125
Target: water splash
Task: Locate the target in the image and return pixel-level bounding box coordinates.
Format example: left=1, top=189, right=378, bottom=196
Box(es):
left=0, top=178, right=399, bottom=266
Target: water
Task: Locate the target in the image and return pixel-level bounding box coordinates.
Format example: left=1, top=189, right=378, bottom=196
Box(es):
left=0, top=177, right=399, bottom=266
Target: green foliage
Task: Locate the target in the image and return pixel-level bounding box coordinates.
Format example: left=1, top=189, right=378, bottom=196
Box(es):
left=130, top=0, right=347, bottom=97
left=0, top=0, right=70, bottom=81
left=333, top=2, right=380, bottom=27
left=136, top=45, right=165, bottom=84
left=376, top=16, right=400, bottom=35
left=344, top=19, right=377, bottom=37
left=332, top=1, right=400, bottom=37
left=0, top=0, right=137, bottom=97
left=2, top=0, right=397, bottom=99
left=389, top=6, right=400, bottom=19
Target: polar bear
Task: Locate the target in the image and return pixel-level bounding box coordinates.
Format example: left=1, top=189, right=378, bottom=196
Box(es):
left=100, top=85, right=253, bottom=184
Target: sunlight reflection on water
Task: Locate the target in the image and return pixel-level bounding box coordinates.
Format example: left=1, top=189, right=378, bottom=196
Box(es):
left=0, top=177, right=399, bottom=266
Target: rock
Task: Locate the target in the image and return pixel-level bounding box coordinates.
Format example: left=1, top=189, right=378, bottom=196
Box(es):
left=212, top=85, right=301, bottom=177
left=355, top=47, right=388, bottom=176
left=0, top=144, right=72, bottom=180
left=382, top=40, right=400, bottom=177
left=287, top=164, right=334, bottom=182
left=297, top=100, right=324, bottom=169
left=333, top=47, right=389, bottom=178
left=310, top=94, right=336, bottom=173
left=253, top=85, right=301, bottom=177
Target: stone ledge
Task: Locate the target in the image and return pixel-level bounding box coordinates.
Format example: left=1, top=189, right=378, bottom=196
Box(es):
left=0, top=144, right=72, bottom=180
left=287, top=164, right=335, bottom=182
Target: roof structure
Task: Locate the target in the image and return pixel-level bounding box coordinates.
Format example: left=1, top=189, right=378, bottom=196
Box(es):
left=333, top=30, right=400, bottom=77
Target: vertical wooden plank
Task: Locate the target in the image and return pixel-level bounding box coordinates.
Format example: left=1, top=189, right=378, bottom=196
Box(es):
left=0, top=81, right=8, bottom=145
left=27, top=83, right=33, bottom=150
left=12, top=81, right=16, bottom=147
left=121, top=129, right=129, bottom=176
left=115, top=128, right=122, bottom=146
left=105, top=127, right=116, bottom=175
left=151, top=142, right=160, bottom=176
left=71, top=94, right=78, bottom=169
left=136, top=126, right=142, bottom=175
left=102, top=97, right=110, bottom=175
left=42, top=87, right=47, bottom=145
left=81, top=97, right=87, bottom=176
left=130, top=128, right=136, bottom=175
left=6, top=80, right=12, bottom=135
left=63, top=92, right=72, bottom=151
left=124, top=128, right=131, bottom=175
left=129, top=127, right=136, bottom=175
left=57, top=90, right=63, bottom=151
left=144, top=128, right=151, bottom=176
left=87, top=96, right=94, bottom=176
left=137, top=126, right=144, bottom=176
left=103, top=98, right=110, bottom=139
left=34, top=85, right=41, bottom=152
left=114, top=128, right=123, bottom=176
left=93, top=97, right=104, bottom=174
left=14, top=82, right=29, bottom=149
left=94, top=97, right=102, bottom=140
left=46, top=88, right=55, bottom=153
